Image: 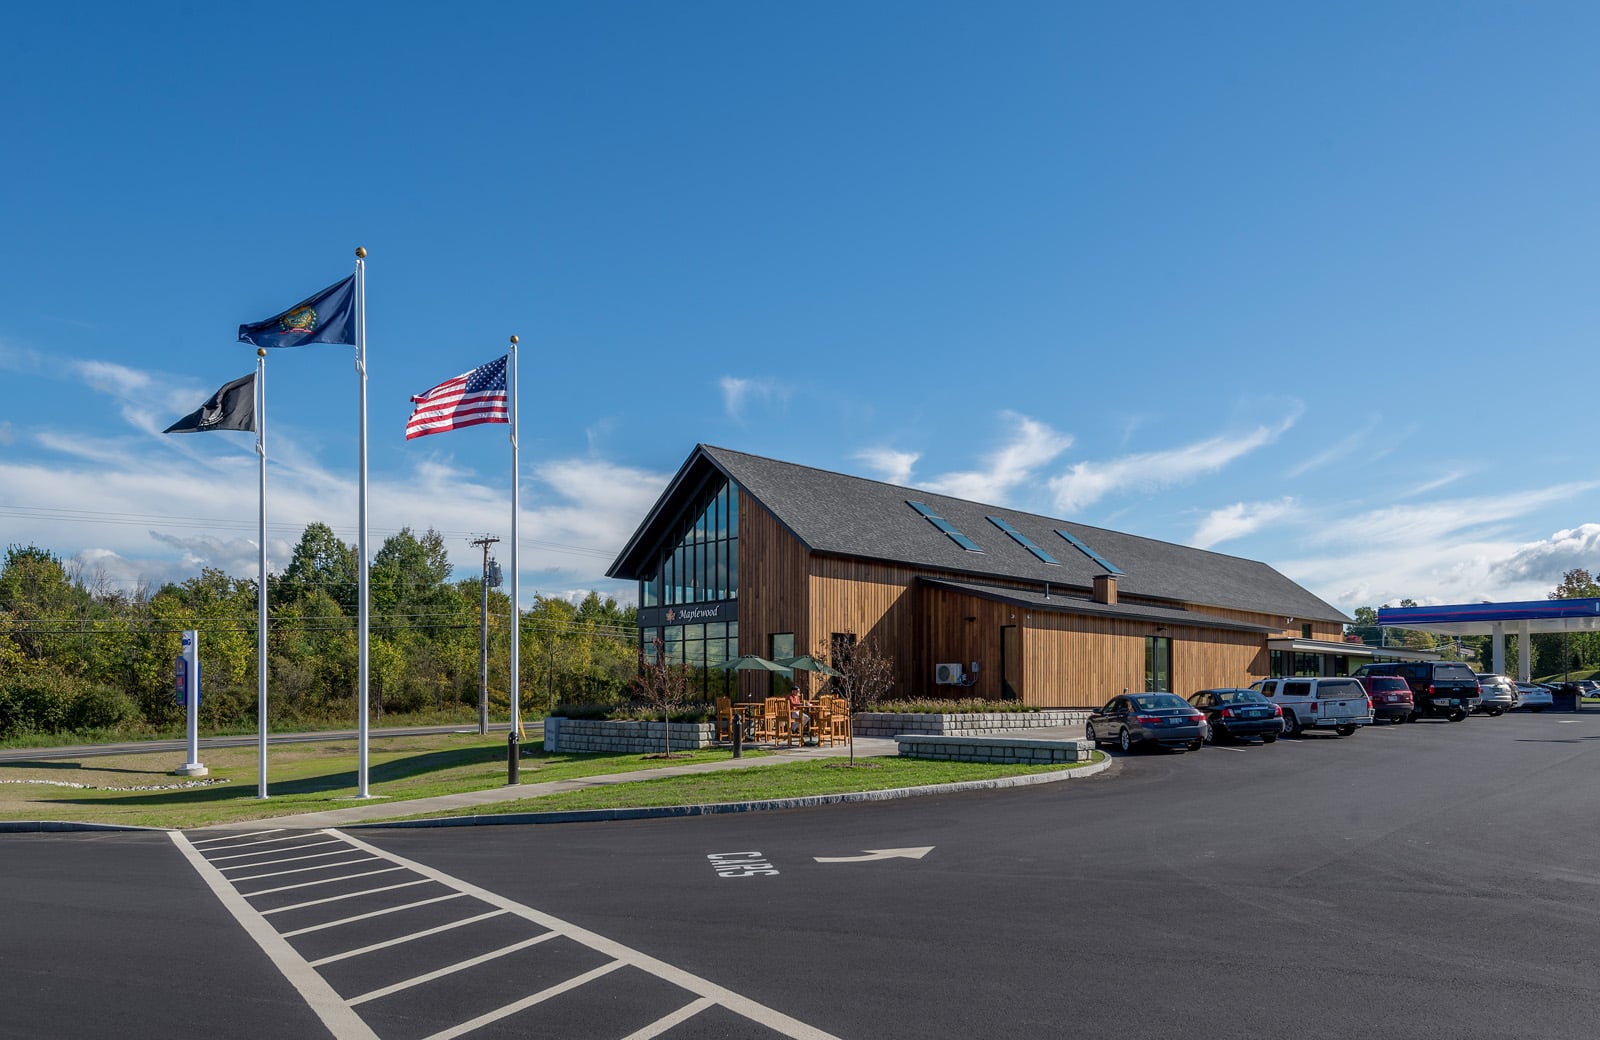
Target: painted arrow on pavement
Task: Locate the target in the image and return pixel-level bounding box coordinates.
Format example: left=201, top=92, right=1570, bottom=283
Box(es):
left=814, top=846, right=934, bottom=863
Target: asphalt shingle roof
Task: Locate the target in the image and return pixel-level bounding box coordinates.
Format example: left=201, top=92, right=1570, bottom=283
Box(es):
left=610, top=445, right=1350, bottom=625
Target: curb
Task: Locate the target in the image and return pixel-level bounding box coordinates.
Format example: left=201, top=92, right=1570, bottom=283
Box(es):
left=347, top=751, right=1113, bottom=830
left=0, top=820, right=164, bottom=833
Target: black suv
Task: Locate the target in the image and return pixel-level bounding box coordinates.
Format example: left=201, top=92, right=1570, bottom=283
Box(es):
left=1352, top=661, right=1481, bottom=721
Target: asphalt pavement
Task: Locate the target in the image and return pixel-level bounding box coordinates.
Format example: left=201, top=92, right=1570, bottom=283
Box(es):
left=9, top=710, right=1599, bottom=1039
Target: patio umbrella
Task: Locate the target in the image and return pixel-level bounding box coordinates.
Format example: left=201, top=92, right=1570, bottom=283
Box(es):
left=716, top=654, right=793, bottom=673
left=776, top=654, right=842, bottom=677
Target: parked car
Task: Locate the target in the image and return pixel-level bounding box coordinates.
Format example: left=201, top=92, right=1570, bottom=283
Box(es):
left=1249, top=677, right=1374, bottom=736
left=1575, top=680, right=1600, bottom=698
left=1473, top=674, right=1516, bottom=716
left=1187, top=688, right=1282, bottom=743
left=1357, top=674, right=1415, bottom=723
left=1514, top=683, right=1552, bottom=712
left=1352, top=661, right=1480, bottom=721
left=1086, top=692, right=1207, bottom=752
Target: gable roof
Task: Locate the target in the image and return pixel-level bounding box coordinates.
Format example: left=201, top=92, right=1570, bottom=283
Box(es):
left=609, top=444, right=1350, bottom=625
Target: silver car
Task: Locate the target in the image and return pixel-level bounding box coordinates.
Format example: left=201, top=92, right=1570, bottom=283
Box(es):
left=1473, top=674, right=1516, bottom=716
left=1514, top=683, right=1552, bottom=712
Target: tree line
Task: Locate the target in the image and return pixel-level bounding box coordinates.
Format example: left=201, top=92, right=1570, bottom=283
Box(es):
left=1345, top=568, right=1600, bottom=677
left=0, top=526, right=640, bottom=742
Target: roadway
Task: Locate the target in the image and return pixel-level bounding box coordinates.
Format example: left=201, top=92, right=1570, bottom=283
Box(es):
left=6, top=710, right=1599, bottom=1038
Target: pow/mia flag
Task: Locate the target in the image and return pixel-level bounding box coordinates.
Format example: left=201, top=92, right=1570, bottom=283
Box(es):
left=165, top=373, right=257, bottom=433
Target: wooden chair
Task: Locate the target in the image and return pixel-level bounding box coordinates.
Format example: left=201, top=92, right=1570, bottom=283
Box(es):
left=757, top=697, right=785, bottom=745
left=810, top=697, right=834, bottom=747
left=829, top=697, right=852, bottom=744
left=715, top=697, right=734, bottom=743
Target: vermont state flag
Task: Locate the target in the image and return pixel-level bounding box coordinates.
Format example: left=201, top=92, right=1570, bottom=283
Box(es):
left=238, top=274, right=356, bottom=347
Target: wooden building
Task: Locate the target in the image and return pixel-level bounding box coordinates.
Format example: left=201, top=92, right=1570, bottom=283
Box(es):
left=607, top=445, right=1354, bottom=707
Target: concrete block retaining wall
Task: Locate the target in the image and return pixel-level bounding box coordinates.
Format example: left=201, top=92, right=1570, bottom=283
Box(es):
left=853, top=709, right=1089, bottom=740
left=896, top=735, right=1096, bottom=764
left=543, top=718, right=717, bottom=754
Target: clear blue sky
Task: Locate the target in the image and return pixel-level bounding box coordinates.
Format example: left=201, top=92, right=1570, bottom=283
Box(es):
left=3, top=1, right=1597, bottom=614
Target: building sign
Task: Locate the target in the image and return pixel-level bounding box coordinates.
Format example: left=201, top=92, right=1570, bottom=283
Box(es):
left=638, top=600, right=736, bottom=630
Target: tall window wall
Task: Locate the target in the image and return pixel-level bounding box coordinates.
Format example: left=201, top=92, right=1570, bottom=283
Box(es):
left=638, top=478, right=739, bottom=699
left=639, top=479, right=738, bottom=610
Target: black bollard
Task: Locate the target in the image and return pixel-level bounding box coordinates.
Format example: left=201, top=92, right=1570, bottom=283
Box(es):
left=732, top=714, right=743, bottom=759
left=507, top=729, right=520, bottom=785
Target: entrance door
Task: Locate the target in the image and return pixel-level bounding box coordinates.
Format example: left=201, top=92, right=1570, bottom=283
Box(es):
left=1000, top=625, right=1020, bottom=700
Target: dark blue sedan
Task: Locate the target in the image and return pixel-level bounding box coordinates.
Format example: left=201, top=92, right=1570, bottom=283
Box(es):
left=1188, top=688, right=1283, bottom=744
left=1085, top=692, right=1207, bottom=752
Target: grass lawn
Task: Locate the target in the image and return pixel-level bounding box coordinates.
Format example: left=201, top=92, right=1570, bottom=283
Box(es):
left=374, top=756, right=1093, bottom=823
left=0, top=734, right=762, bottom=830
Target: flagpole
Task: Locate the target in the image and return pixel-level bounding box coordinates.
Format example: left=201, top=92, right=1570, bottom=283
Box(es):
left=256, top=348, right=269, bottom=799
left=355, top=246, right=371, bottom=798
left=509, top=335, right=521, bottom=758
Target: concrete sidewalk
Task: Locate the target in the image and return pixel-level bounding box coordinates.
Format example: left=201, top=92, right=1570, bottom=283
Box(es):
left=233, top=736, right=903, bottom=830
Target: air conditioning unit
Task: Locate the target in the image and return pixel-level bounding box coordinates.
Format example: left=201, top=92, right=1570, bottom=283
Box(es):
left=935, top=663, right=965, bottom=685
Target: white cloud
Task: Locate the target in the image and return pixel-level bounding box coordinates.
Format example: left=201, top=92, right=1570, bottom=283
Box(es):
left=719, top=376, right=788, bottom=421
left=1191, top=498, right=1299, bottom=549
left=920, top=412, right=1072, bottom=505
left=1273, top=485, right=1600, bottom=611
left=1489, top=524, right=1600, bottom=586
left=855, top=447, right=920, bottom=486
left=1285, top=416, right=1380, bottom=477
left=1049, top=412, right=1301, bottom=513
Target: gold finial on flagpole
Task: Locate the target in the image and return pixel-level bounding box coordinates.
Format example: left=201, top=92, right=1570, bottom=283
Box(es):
left=257, top=348, right=267, bottom=358
left=510, top=335, right=518, bottom=345
left=355, top=246, right=367, bottom=259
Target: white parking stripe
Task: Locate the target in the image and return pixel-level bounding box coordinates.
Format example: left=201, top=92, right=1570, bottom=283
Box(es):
left=280, top=893, right=468, bottom=937
left=619, top=996, right=717, bottom=1040
left=220, top=848, right=367, bottom=871
left=195, top=832, right=313, bottom=852
left=241, top=866, right=407, bottom=898
left=232, top=856, right=381, bottom=882
left=261, top=879, right=435, bottom=916
left=190, top=829, right=283, bottom=846
left=346, top=933, right=559, bottom=1007
left=211, top=838, right=344, bottom=862
left=332, top=830, right=843, bottom=1039
left=170, top=832, right=380, bottom=1040
left=416, top=960, right=626, bottom=1040
left=307, top=910, right=509, bottom=968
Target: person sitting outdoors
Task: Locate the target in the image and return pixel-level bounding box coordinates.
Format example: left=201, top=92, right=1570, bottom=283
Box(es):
left=787, top=689, right=812, bottom=741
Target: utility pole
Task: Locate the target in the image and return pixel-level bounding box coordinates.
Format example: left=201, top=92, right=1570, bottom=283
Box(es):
left=470, top=535, right=501, bottom=737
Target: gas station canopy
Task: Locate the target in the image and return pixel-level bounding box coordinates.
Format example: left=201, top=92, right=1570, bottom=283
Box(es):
left=1377, top=599, right=1600, bottom=637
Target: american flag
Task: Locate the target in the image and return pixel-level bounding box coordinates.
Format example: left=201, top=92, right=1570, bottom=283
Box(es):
left=405, top=355, right=510, bottom=439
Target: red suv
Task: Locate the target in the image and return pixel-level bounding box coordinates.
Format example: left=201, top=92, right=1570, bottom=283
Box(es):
left=1357, top=674, right=1414, bottom=723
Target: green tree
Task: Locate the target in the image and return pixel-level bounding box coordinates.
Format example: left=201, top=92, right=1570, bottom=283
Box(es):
left=275, top=523, right=357, bottom=615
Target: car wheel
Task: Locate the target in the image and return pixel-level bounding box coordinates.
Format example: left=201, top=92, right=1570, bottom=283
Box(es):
left=1281, top=711, right=1300, bottom=737
left=1118, top=727, right=1134, bottom=753
left=1187, top=739, right=1203, bottom=752
left=1448, top=708, right=1468, bottom=722
left=1407, top=711, right=1420, bottom=722
left=1261, top=732, right=1278, bottom=743
left=1204, top=722, right=1219, bottom=744
left=1086, top=722, right=1098, bottom=747
left=1335, top=724, right=1356, bottom=736
left=1489, top=707, right=1504, bottom=717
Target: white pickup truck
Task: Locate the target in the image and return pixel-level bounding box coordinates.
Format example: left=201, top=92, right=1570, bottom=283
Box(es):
left=1249, top=677, right=1373, bottom=736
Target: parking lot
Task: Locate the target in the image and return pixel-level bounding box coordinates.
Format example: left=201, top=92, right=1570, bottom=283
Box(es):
left=7, top=709, right=1600, bottom=1039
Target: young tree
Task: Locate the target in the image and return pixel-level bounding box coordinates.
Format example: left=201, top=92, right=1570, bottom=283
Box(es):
left=823, top=635, right=895, bottom=765
left=633, top=636, right=691, bottom=757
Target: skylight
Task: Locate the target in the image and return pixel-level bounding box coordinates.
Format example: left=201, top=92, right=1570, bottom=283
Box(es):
left=907, top=501, right=985, bottom=553
left=987, top=516, right=1059, bottom=565
left=1055, top=529, right=1123, bottom=574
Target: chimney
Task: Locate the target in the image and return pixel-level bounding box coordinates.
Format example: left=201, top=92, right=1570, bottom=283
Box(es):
left=1092, top=573, right=1118, bottom=604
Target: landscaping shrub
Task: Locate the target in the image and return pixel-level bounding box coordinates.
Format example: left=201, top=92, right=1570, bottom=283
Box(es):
left=68, top=684, right=140, bottom=732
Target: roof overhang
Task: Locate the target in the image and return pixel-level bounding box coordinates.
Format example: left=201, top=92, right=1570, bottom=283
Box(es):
left=1267, top=637, right=1440, bottom=662
left=921, top=578, right=1279, bottom=634
left=1377, top=599, right=1600, bottom=637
